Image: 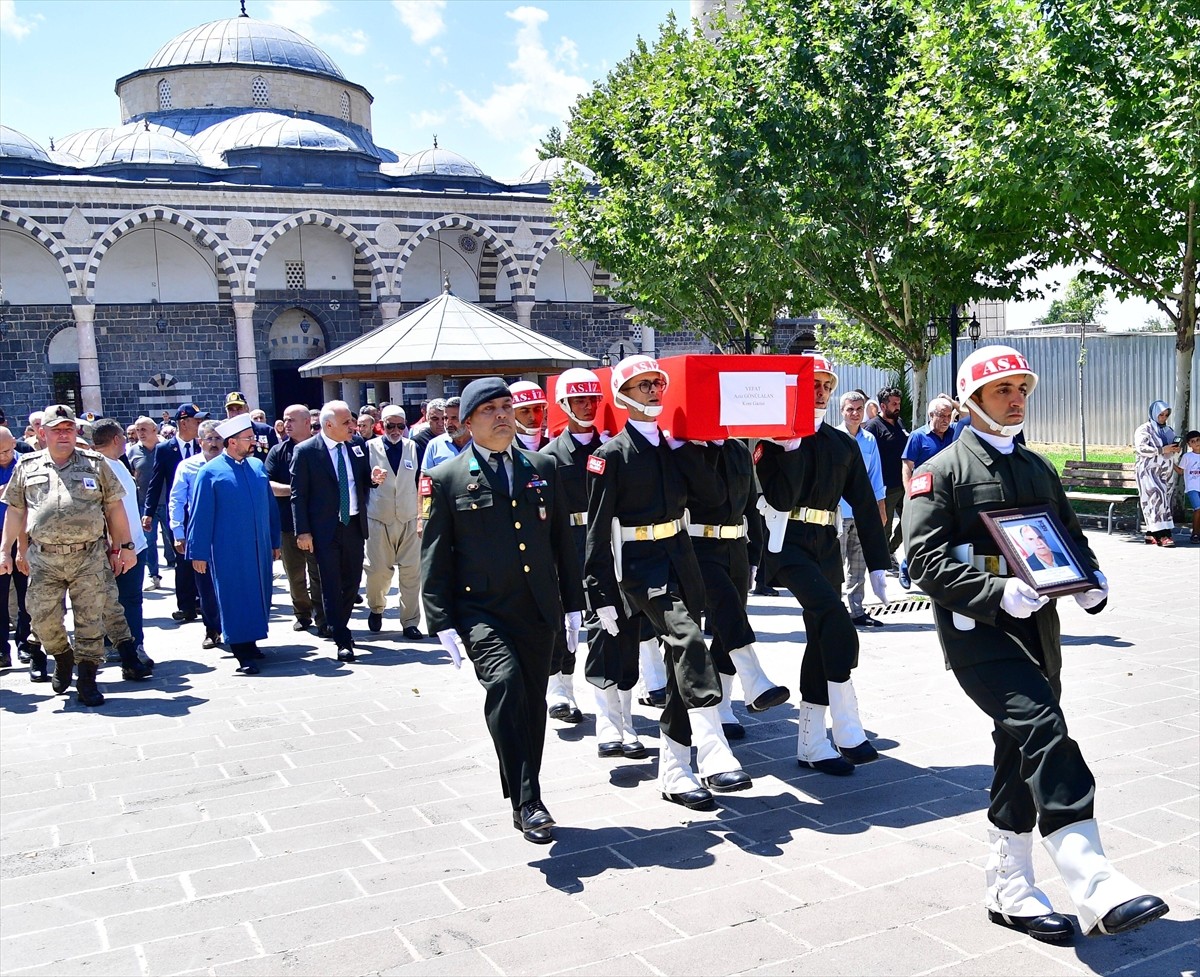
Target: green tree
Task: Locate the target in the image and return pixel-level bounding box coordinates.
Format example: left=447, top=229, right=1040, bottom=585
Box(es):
left=1039, top=275, right=1107, bottom=326
left=535, top=125, right=567, bottom=161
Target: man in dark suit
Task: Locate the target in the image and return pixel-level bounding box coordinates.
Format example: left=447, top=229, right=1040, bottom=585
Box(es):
left=291, top=400, right=385, bottom=662
left=422, top=377, right=584, bottom=844
left=142, top=403, right=210, bottom=622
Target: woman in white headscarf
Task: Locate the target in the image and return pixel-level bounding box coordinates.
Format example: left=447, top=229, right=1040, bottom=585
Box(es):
left=1133, top=400, right=1180, bottom=547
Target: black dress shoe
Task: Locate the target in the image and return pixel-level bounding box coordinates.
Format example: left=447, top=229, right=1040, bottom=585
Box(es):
left=662, top=788, right=715, bottom=811
left=402, top=625, right=424, bottom=640
left=621, top=740, right=647, bottom=759
left=236, top=662, right=260, bottom=675
left=798, top=755, right=856, bottom=776
left=723, top=722, right=746, bottom=740
left=28, top=649, right=49, bottom=683
left=201, top=632, right=218, bottom=650
left=17, top=642, right=33, bottom=664
left=852, top=614, right=884, bottom=628
left=702, top=770, right=752, bottom=793
left=753, top=585, right=779, bottom=597
left=336, top=647, right=356, bottom=663
left=247, top=647, right=266, bottom=660
left=171, top=610, right=198, bottom=622
left=513, top=800, right=555, bottom=844
left=292, top=619, right=311, bottom=632
left=1097, top=895, right=1169, bottom=935
left=837, top=740, right=880, bottom=764
left=746, top=685, right=791, bottom=713
left=549, top=703, right=584, bottom=723
left=317, top=625, right=335, bottom=639
left=368, top=612, right=382, bottom=632
left=354, top=594, right=364, bottom=605
left=637, top=687, right=667, bottom=708
left=597, top=741, right=624, bottom=758
left=988, top=910, right=1075, bottom=943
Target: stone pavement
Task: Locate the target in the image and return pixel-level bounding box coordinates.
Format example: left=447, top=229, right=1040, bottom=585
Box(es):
left=1, top=529, right=1197, bottom=977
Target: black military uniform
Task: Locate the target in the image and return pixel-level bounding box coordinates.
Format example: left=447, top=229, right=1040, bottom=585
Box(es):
left=422, top=440, right=584, bottom=817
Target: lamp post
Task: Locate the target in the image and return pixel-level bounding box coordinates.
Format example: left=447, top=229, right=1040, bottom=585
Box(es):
left=926, top=304, right=982, bottom=391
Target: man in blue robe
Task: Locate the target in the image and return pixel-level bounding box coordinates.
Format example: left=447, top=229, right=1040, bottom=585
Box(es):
left=187, top=414, right=281, bottom=674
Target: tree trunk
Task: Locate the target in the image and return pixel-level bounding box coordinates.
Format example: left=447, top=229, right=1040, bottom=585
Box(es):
left=1173, top=201, right=1197, bottom=434
left=909, top=359, right=929, bottom=429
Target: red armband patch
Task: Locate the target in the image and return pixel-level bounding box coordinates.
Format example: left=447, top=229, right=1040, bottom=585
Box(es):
left=909, top=472, right=933, bottom=497
left=752, top=443, right=764, bottom=465
left=419, top=475, right=433, bottom=497
left=586, top=455, right=606, bottom=475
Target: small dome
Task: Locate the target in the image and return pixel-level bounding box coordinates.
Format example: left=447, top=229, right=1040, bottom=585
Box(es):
left=94, top=128, right=202, bottom=166
left=188, top=110, right=291, bottom=160
left=0, top=125, right=52, bottom=163
left=515, top=157, right=596, bottom=185
left=49, top=149, right=85, bottom=167
left=232, top=116, right=359, bottom=153
left=392, top=147, right=486, bottom=179
left=56, top=127, right=118, bottom=161
left=146, top=16, right=345, bottom=81
left=379, top=155, right=413, bottom=176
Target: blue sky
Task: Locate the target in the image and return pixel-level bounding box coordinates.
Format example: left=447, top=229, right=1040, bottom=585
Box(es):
left=0, top=0, right=688, bottom=180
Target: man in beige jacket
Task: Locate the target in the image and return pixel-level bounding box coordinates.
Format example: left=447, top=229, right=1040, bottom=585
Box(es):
left=365, top=405, right=424, bottom=639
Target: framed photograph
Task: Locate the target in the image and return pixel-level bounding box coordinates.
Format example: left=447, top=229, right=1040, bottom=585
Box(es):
left=980, top=505, right=1099, bottom=598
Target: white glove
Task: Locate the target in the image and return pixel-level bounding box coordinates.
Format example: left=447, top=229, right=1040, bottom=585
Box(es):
left=749, top=566, right=758, bottom=592
left=565, top=611, right=583, bottom=651
left=665, top=436, right=686, bottom=450
left=1074, top=570, right=1109, bottom=610
left=596, top=605, right=620, bottom=636
left=870, top=569, right=888, bottom=606
left=1000, top=578, right=1049, bottom=619
left=437, top=628, right=466, bottom=669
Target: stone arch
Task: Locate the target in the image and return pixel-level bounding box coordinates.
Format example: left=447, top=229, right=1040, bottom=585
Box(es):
left=83, top=206, right=241, bottom=302
left=524, top=229, right=563, bottom=296
left=0, top=206, right=82, bottom=297
left=266, top=306, right=329, bottom=360
left=246, top=211, right=386, bottom=301
left=394, top=214, right=523, bottom=298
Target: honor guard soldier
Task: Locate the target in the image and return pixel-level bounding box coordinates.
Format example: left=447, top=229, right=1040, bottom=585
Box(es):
left=585, top=355, right=752, bottom=811
left=539, top=369, right=604, bottom=728
left=421, top=377, right=585, bottom=844
left=0, top=405, right=150, bottom=707
left=510, top=381, right=551, bottom=451
left=688, top=438, right=790, bottom=739
left=904, top=346, right=1167, bottom=942
left=755, top=354, right=890, bottom=775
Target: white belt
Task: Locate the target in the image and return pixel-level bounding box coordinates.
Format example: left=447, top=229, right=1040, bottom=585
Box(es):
left=687, top=522, right=746, bottom=540
left=787, top=507, right=838, bottom=527
left=569, top=511, right=588, bottom=527
left=619, top=519, right=682, bottom=542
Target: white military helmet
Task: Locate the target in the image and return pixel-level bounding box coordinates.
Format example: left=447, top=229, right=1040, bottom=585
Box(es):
left=956, top=344, right=1038, bottom=437
left=509, top=381, right=547, bottom=436
left=610, top=354, right=668, bottom=417
left=804, top=351, right=839, bottom=392
left=555, top=367, right=603, bottom=428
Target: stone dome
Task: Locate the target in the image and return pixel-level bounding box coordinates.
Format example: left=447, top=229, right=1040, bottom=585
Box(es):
left=55, top=127, right=118, bottom=161
left=0, top=125, right=51, bottom=163
left=392, top=147, right=486, bottom=179
left=145, top=16, right=345, bottom=81
left=232, top=116, right=360, bottom=153
left=514, top=157, right=596, bottom=186
left=94, top=128, right=202, bottom=166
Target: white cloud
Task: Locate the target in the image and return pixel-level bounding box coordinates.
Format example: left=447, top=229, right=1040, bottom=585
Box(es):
left=455, top=6, right=588, bottom=146
left=0, top=0, right=41, bottom=40
left=263, top=0, right=368, bottom=58
left=409, top=109, right=446, bottom=133
left=392, top=0, right=446, bottom=45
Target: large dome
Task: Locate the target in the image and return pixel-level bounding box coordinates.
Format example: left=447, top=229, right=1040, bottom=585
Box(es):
left=0, top=125, right=51, bottom=163
left=145, top=16, right=345, bottom=81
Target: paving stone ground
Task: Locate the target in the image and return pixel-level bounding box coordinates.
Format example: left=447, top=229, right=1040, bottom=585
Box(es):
left=1, top=528, right=1197, bottom=976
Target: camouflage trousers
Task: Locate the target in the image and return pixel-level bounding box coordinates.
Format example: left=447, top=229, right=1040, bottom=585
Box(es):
left=26, top=539, right=131, bottom=665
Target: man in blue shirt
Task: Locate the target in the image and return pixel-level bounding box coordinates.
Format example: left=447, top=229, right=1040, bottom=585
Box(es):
left=420, top=397, right=471, bottom=472
left=902, top=395, right=956, bottom=495
left=837, top=392, right=887, bottom=627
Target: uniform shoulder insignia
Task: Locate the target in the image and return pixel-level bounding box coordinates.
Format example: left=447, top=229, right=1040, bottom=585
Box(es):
left=586, top=455, right=606, bottom=475
left=418, top=475, right=433, bottom=497
left=909, top=472, right=933, bottom=498
left=752, top=443, right=764, bottom=464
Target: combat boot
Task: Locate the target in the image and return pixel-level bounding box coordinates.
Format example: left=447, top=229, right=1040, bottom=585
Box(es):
left=118, top=641, right=152, bottom=681
left=74, top=661, right=105, bottom=707
left=51, top=650, right=75, bottom=694
left=28, top=645, right=49, bottom=683
left=0, top=645, right=11, bottom=669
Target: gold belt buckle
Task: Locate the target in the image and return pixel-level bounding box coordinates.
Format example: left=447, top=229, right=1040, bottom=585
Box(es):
left=702, top=525, right=718, bottom=539
left=981, top=555, right=1001, bottom=575
left=633, top=525, right=650, bottom=542
left=721, top=525, right=739, bottom=539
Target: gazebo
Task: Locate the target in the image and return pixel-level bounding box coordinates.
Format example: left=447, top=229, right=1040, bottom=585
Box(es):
left=300, top=284, right=598, bottom=402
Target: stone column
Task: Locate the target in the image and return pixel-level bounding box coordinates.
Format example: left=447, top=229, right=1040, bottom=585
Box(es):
left=426, top=374, right=445, bottom=399
left=513, top=295, right=534, bottom=329
left=388, top=381, right=406, bottom=404
left=641, top=325, right=656, bottom=358
left=232, top=301, right=260, bottom=408
left=341, top=379, right=362, bottom=410
left=379, top=300, right=402, bottom=322
left=73, top=301, right=102, bottom=414
left=322, top=380, right=339, bottom=404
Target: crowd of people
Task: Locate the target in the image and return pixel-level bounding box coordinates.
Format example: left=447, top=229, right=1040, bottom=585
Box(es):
left=0, top=345, right=1177, bottom=940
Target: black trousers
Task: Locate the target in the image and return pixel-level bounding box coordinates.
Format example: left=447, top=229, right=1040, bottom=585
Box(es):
left=583, top=610, right=641, bottom=691
left=314, top=520, right=365, bottom=649
left=0, top=542, right=30, bottom=650
left=774, top=554, right=859, bottom=704
left=463, top=614, right=555, bottom=808
left=174, top=557, right=198, bottom=615
left=195, top=560, right=222, bottom=635
left=696, top=556, right=755, bottom=677
left=884, top=485, right=905, bottom=555
left=954, top=658, right=1096, bottom=836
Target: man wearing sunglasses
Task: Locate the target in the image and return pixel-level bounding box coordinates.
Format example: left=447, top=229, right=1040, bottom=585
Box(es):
left=364, top=405, right=424, bottom=639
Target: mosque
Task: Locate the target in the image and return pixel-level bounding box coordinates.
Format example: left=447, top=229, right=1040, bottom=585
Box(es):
left=0, top=8, right=740, bottom=423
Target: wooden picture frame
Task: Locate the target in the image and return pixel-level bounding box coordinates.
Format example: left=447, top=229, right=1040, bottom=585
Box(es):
left=980, top=505, right=1099, bottom=598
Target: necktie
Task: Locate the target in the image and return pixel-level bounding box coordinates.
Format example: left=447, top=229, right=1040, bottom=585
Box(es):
left=337, top=443, right=351, bottom=525
left=491, top=451, right=510, bottom=495
left=182, top=440, right=191, bottom=459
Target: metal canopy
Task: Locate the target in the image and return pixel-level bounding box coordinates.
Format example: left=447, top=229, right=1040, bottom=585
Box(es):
left=299, top=288, right=598, bottom=381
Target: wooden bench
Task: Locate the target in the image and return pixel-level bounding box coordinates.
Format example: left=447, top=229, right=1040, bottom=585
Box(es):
left=1062, top=460, right=1140, bottom=535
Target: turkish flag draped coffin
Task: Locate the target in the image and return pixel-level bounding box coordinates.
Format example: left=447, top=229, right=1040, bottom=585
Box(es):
left=546, top=355, right=816, bottom=440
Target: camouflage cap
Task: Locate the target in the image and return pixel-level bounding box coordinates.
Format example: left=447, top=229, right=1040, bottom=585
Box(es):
left=42, top=404, right=78, bottom=428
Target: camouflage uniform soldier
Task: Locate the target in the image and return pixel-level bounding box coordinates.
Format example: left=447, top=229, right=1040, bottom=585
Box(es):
left=0, top=405, right=150, bottom=707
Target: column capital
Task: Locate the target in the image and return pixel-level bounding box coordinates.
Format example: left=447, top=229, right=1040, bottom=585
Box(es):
left=232, top=300, right=257, bottom=317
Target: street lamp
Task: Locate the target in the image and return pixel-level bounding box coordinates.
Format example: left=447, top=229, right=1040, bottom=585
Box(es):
left=927, top=304, right=981, bottom=388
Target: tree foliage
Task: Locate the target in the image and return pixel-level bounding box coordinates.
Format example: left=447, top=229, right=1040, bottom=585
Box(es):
left=1038, top=275, right=1107, bottom=326
left=535, top=126, right=567, bottom=161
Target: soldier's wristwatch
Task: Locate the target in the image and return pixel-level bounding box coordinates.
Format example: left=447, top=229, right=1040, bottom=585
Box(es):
left=119, top=542, right=135, bottom=550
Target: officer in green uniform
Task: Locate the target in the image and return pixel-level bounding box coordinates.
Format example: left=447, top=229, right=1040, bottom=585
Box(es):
left=903, top=345, right=1167, bottom=942
left=0, top=405, right=149, bottom=708
left=421, top=377, right=584, bottom=844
